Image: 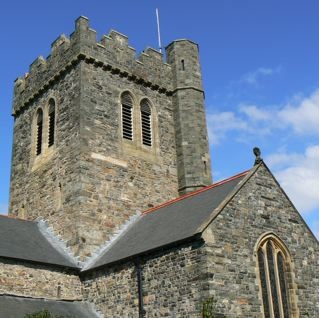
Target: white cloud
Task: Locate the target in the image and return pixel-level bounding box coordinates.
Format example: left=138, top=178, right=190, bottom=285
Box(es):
left=207, top=87, right=319, bottom=147
left=241, top=66, right=281, bottom=86
left=207, top=111, right=248, bottom=144
left=265, top=152, right=304, bottom=169
left=268, top=145, right=319, bottom=214
left=0, top=203, right=8, bottom=215
left=239, top=104, right=271, bottom=121
left=279, top=89, right=319, bottom=134
left=207, top=104, right=273, bottom=145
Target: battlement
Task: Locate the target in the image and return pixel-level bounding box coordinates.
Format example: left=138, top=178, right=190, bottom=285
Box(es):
left=13, top=16, right=173, bottom=116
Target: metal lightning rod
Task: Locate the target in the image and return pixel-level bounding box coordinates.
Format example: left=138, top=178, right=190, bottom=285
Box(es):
left=156, top=8, right=162, bottom=53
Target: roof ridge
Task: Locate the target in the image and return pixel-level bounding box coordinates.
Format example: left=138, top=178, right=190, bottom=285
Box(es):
left=0, top=214, right=34, bottom=223
left=142, top=169, right=251, bottom=216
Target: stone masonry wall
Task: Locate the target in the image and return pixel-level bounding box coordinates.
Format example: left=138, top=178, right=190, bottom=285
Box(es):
left=9, top=64, right=84, bottom=256
left=83, top=240, right=207, bottom=318
left=74, top=60, right=179, bottom=254
left=0, top=258, right=82, bottom=300
left=201, top=163, right=319, bottom=317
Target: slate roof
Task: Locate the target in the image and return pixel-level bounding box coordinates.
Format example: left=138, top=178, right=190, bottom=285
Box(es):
left=0, top=216, right=78, bottom=268
left=86, top=170, right=249, bottom=270
left=0, top=295, right=100, bottom=318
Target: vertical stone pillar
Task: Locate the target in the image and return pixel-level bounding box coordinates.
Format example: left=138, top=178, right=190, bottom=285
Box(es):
left=166, top=40, right=212, bottom=195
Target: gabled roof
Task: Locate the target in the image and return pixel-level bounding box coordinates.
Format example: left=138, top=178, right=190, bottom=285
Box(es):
left=0, top=216, right=78, bottom=268
left=85, top=170, right=250, bottom=270
left=0, top=295, right=100, bottom=318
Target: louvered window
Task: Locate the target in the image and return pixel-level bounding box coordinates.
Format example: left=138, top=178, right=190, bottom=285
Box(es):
left=140, top=99, right=152, bottom=147
left=121, top=92, right=133, bottom=140
left=257, top=237, right=291, bottom=318
left=36, top=109, right=43, bottom=156
left=48, top=99, right=55, bottom=147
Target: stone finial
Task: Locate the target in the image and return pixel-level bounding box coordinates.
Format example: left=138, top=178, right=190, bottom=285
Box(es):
left=253, top=147, right=262, bottom=165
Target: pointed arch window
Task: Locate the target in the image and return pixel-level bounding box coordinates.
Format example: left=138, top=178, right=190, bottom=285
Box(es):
left=257, top=235, right=291, bottom=318
left=140, top=99, right=152, bottom=147
left=36, top=109, right=43, bottom=156
left=121, top=92, right=133, bottom=140
left=48, top=99, right=56, bottom=147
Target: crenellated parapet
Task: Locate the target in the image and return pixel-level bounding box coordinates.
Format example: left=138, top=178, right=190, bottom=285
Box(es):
left=13, top=16, right=173, bottom=116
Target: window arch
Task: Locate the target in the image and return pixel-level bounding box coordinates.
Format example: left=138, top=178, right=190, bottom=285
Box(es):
left=140, top=99, right=152, bottom=147
left=48, top=98, right=56, bottom=147
left=257, top=234, right=292, bottom=318
left=121, top=92, right=133, bottom=140
left=35, top=108, right=43, bottom=156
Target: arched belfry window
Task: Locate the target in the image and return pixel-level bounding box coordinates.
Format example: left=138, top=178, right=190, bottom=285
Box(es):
left=36, top=109, right=43, bottom=156
left=140, top=99, right=152, bottom=147
left=48, top=99, right=56, bottom=147
left=121, top=92, right=133, bottom=140
left=257, top=235, right=292, bottom=318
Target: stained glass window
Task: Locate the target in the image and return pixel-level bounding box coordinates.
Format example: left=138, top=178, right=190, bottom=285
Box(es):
left=258, top=248, right=270, bottom=318
left=278, top=252, right=290, bottom=318
left=267, top=242, right=280, bottom=317
left=257, top=236, right=292, bottom=318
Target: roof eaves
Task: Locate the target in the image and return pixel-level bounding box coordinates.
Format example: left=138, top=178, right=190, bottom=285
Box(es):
left=80, top=233, right=202, bottom=274
left=0, top=214, right=34, bottom=222
left=0, top=255, right=80, bottom=271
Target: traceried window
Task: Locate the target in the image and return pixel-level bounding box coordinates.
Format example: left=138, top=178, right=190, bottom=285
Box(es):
left=48, top=99, right=56, bottom=147
left=36, top=108, right=43, bottom=156
left=121, top=92, right=133, bottom=140
left=140, top=99, right=152, bottom=147
left=257, top=235, right=291, bottom=318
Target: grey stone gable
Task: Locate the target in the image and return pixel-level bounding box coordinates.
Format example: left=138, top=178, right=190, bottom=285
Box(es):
left=0, top=295, right=101, bottom=318
left=0, top=216, right=79, bottom=268
left=84, top=170, right=250, bottom=270
left=199, top=162, right=319, bottom=317
left=200, top=161, right=318, bottom=242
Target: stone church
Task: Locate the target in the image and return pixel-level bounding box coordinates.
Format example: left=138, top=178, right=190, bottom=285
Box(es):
left=0, top=16, right=318, bottom=317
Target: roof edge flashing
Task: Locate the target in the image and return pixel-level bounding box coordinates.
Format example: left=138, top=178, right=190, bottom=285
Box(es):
left=37, top=218, right=81, bottom=268
left=82, top=212, right=141, bottom=271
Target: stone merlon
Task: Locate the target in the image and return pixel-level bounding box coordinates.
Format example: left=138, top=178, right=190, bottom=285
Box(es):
left=12, top=16, right=176, bottom=116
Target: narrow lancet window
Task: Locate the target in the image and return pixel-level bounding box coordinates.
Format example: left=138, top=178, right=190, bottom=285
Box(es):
left=36, top=109, right=43, bottom=156
left=48, top=99, right=56, bottom=147
left=181, top=59, right=185, bottom=70
left=257, top=235, right=293, bottom=318
left=140, top=99, right=152, bottom=147
left=267, top=242, right=280, bottom=317
left=277, top=252, right=290, bottom=318
left=258, top=248, right=270, bottom=318
left=121, top=92, right=133, bottom=140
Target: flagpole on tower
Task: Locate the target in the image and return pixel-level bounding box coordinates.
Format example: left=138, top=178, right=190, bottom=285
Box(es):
left=156, top=8, right=162, bottom=53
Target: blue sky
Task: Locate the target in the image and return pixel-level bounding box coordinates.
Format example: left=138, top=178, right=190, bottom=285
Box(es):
left=1, top=1, right=318, bottom=238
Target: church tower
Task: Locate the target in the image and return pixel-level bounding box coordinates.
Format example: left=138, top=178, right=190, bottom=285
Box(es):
left=9, top=17, right=211, bottom=259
